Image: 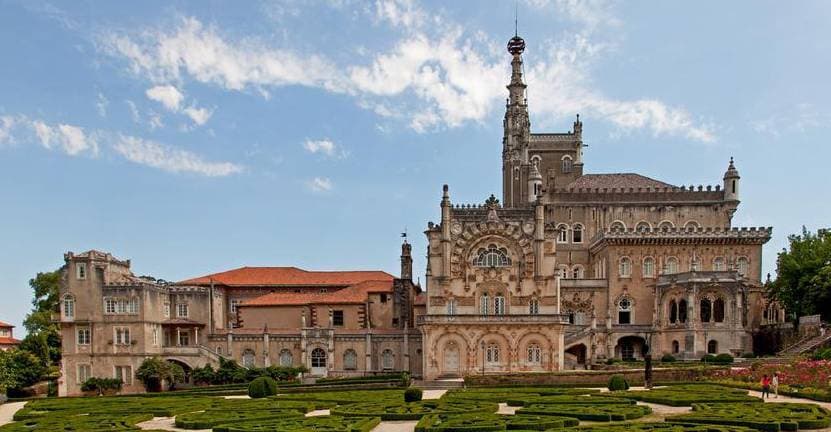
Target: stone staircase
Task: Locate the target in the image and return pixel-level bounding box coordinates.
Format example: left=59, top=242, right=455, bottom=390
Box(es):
left=778, top=332, right=831, bottom=356
left=565, top=325, right=592, bottom=347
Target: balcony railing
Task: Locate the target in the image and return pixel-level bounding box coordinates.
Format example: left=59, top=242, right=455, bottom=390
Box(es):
left=418, top=314, right=570, bottom=325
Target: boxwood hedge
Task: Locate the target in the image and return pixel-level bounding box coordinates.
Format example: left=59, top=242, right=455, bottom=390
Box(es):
left=331, top=399, right=498, bottom=420
left=603, top=385, right=762, bottom=407
left=517, top=402, right=653, bottom=421
left=175, top=408, right=304, bottom=429
left=212, top=415, right=381, bottom=432
left=414, top=412, right=579, bottom=431
left=667, top=402, right=831, bottom=432
left=570, top=423, right=757, bottom=432
left=506, top=394, right=636, bottom=407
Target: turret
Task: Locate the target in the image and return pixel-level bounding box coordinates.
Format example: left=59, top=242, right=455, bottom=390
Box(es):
left=527, top=161, right=542, bottom=203
left=400, top=238, right=413, bottom=280
left=723, top=157, right=740, bottom=202
left=502, top=33, right=531, bottom=208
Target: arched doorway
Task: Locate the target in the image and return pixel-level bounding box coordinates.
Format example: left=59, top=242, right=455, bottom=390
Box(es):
left=166, top=359, right=192, bottom=389
left=616, top=336, right=647, bottom=361
left=310, top=348, right=327, bottom=376
left=443, top=342, right=460, bottom=377
left=565, top=344, right=588, bottom=366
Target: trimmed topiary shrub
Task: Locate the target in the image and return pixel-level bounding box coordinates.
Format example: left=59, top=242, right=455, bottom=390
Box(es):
left=405, top=388, right=423, bottom=402
left=661, top=354, right=677, bottom=363
left=608, top=374, right=630, bottom=391
left=714, top=354, right=734, bottom=364
left=248, top=376, right=278, bottom=399
left=701, top=354, right=716, bottom=363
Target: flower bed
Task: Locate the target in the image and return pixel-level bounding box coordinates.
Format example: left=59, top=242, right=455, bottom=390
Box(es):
left=212, top=415, right=381, bottom=432
left=331, top=399, right=498, bottom=420
left=603, top=384, right=761, bottom=406
left=667, top=402, right=831, bottom=432
left=414, top=413, right=579, bottom=431
left=517, top=403, right=652, bottom=421
left=709, top=359, right=831, bottom=391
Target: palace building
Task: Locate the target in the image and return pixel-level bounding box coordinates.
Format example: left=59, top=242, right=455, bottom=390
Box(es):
left=57, top=33, right=776, bottom=394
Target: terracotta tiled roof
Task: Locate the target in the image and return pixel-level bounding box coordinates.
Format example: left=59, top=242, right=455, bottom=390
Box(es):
left=178, top=267, right=394, bottom=287
left=0, top=321, right=14, bottom=328
left=0, top=337, right=20, bottom=345
left=242, top=280, right=394, bottom=307
left=564, top=174, right=674, bottom=190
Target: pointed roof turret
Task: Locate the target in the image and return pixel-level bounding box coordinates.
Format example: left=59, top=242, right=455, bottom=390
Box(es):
left=724, top=157, right=740, bottom=180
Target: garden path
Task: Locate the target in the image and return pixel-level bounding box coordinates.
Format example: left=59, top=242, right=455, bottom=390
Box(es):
left=136, top=416, right=209, bottom=432
left=747, top=390, right=831, bottom=410
left=0, top=401, right=26, bottom=426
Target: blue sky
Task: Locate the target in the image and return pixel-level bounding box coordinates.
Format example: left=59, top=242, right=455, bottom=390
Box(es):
left=1, top=0, right=830, bottom=333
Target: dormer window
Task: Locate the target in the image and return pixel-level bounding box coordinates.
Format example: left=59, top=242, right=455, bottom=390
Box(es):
left=473, top=244, right=512, bottom=267
left=76, top=263, right=87, bottom=280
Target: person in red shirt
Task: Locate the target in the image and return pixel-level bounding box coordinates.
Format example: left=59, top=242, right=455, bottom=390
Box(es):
left=761, top=374, right=771, bottom=399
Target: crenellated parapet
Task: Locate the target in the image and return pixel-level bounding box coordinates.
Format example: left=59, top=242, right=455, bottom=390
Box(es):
left=550, top=184, right=728, bottom=204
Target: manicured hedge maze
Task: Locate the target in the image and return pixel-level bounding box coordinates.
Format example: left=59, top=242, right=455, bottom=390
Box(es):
left=175, top=408, right=304, bottom=429
left=274, top=389, right=405, bottom=404
left=331, top=399, right=498, bottom=420
left=518, top=403, right=653, bottom=421
left=415, top=413, right=579, bottom=431
left=0, top=413, right=154, bottom=431
left=606, top=385, right=761, bottom=406
left=443, top=387, right=599, bottom=402
left=667, top=402, right=831, bottom=432
left=506, top=394, right=637, bottom=407
left=212, top=415, right=381, bottom=432
left=570, top=423, right=757, bottom=432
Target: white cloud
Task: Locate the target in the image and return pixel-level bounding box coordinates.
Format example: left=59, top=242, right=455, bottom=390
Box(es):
left=182, top=106, right=213, bottom=126
left=303, top=138, right=345, bottom=158
left=750, top=103, right=830, bottom=138
left=100, top=5, right=714, bottom=141
left=112, top=135, right=243, bottom=176
left=145, top=85, right=184, bottom=111
left=96, top=92, right=109, bottom=117
left=0, top=113, right=240, bottom=176
left=30, top=121, right=99, bottom=156
left=308, top=176, right=333, bottom=192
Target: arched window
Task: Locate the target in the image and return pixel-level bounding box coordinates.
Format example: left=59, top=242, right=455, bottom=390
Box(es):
left=714, top=298, right=725, bottom=323
left=486, top=344, right=500, bottom=364
left=447, top=298, right=456, bottom=315
left=343, top=349, right=357, bottom=370
left=479, top=294, right=489, bottom=315
left=242, top=349, right=256, bottom=368
left=311, top=348, right=327, bottom=368
left=63, top=295, right=75, bottom=319
left=557, top=224, right=569, bottom=243
left=636, top=222, right=651, bottom=233
left=473, top=244, right=512, bottom=267
left=713, top=257, right=725, bottom=271
left=658, top=221, right=675, bottom=231
left=672, top=340, right=680, bottom=354
left=736, top=257, right=749, bottom=276
left=572, top=266, right=584, bottom=279
left=666, top=257, right=678, bottom=274
left=700, top=298, right=712, bottom=323
left=280, top=349, right=293, bottom=367
left=707, top=340, right=718, bottom=354
left=643, top=257, right=655, bottom=278
left=619, top=257, right=632, bottom=277
left=529, top=299, right=539, bottom=315
left=558, top=265, right=569, bottom=279
left=572, top=224, right=583, bottom=243
left=216, top=346, right=222, bottom=355
left=494, top=295, right=506, bottom=315
left=685, top=221, right=700, bottom=231
left=382, top=349, right=394, bottom=370
left=527, top=344, right=541, bottom=364
left=669, top=299, right=678, bottom=324
left=678, top=299, right=688, bottom=323
left=562, top=155, right=573, bottom=173
left=610, top=221, right=626, bottom=232
left=618, top=297, right=632, bottom=325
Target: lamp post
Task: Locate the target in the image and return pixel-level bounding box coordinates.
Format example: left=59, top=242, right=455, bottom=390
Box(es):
left=480, top=340, right=485, bottom=376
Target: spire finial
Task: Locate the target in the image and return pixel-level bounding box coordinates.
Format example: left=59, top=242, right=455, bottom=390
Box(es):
left=514, top=0, right=518, bottom=37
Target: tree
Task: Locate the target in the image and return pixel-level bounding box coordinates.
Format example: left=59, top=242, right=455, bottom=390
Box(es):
left=23, top=270, right=63, bottom=365
left=0, top=349, right=47, bottom=393
left=135, top=357, right=184, bottom=392
left=767, top=227, right=831, bottom=322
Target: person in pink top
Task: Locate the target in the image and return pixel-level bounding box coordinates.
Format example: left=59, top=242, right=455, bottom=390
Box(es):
left=761, top=374, right=771, bottom=399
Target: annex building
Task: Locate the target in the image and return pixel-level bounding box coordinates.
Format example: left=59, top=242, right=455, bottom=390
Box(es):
left=57, top=33, right=778, bottom=395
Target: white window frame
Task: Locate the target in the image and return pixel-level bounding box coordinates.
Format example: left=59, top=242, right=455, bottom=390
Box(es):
left=557, top=224, right=569, bottom=243
left=527, top=344, right=542, bottom=364
left=446, top=298, right=456, bottom=316
left=494, top=295, right=506, bottom=315
left=529, top=299, right=539, bottom=315
left=105, top=298, right=117, bottom=315
left=643, top=257, right=655, bottom=278
left=76, top=262, right=87, bottom=280
left=479, top=294, right=489, bottom=315
left=77, top=327, right=91, bottom=345
left=230, top=299, right=241, bottom=314
left=114, top=365, right=132, bottom=385
left=114, top=327, right=131, bottom=345
left=619, top=257, right=632, bottom=278
left=176, top=303, right=189, bottom=318
left=486, top=344, right=500, bottom=364
left=63, top=295, right=75, bottom=319
left=78, top=364, right=91, bottom=384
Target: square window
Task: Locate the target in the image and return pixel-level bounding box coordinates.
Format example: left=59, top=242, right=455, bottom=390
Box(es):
left=77, top=328, right=91, bottom=345
left=115, top=366, right=132, bottom=385
left=332, top=310, right=344, bottom=326
left=76, top=263, right=87, bottom=280
left=177, top=303, right=189, bottom=318
left=380, top=293, right=388, bottom=303
left=78, top=364, right=91, bottom=384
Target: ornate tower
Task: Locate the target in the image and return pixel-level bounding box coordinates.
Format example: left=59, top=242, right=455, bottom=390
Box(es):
left=502, top=33, right=531, bottom=208
left=723, top=157, right=740, bottom=203
left=400, top=238, right=413, bottom=280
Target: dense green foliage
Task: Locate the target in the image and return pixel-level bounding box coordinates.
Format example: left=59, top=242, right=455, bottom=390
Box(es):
left=22, top=270, right=63, bottom=366
left=608, top=374, right=630, bottom=391
left=0, top=349, right=46, bottom=394
left=661, top=354, right=677, bottom=363
left=572, top=424, right=756, bottom=432
left=213, top=416, right=381, bottom=432
left=506, top=394, right=635, bottom=407
left=767, top=227, right=831, bottom=322
left=80, top=377, right=123, bottom=395
left=190, top=357, right=308, bottom=385
left=517, top=402, right=652, bottom=421
left=415, top=412, right=578, bottom=431
left=248, top=376, right=278, bottom=398
left=604, top=384, right=761, bottom=406
left=668, top=402, right=831, bottom=431
left=135, top=356, right=185, bottom=392
left=405, top=387, right=424, bottom=402
left=331, top=399, right=498, bottom=420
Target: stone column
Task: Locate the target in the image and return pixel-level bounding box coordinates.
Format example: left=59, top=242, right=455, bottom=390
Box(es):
left=403, top=322, right=410, bottom=372
left=194, top=327, right=199, bottom=346
left=227, top=329, right=233, bottom=357
left=263, top=332, right=271, bottom=367
left=365, top=333, right=373, bottom=372
left=176, top=327, right=181, bottom=346
left=557, top=331, right=565, bottom=370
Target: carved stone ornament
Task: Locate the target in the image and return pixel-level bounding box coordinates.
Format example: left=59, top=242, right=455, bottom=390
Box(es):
left=450, top=221, right=463, bottom=236
left=522, top=222, right=535, bottom=236
left=562, top=292, right=595, bottom=313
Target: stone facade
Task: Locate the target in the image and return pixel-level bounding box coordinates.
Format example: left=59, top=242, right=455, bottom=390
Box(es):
left=417, top=34, right=777, bottom=380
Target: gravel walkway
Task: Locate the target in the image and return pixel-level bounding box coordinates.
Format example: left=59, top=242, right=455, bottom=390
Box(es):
left=136, top=416, right=209, bottom=432
left=0, top=402, right=26, bottom=426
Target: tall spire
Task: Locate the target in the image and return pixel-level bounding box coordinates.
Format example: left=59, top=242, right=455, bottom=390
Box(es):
left=502, top=25, right=531, bottom=208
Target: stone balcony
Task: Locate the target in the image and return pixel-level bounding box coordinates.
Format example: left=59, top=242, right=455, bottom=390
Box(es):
left=418, top=314, right=570, bottom=325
